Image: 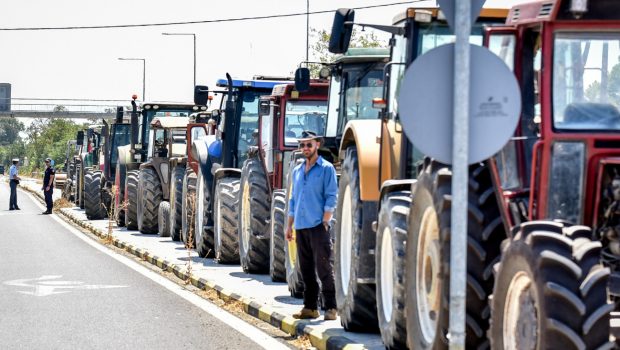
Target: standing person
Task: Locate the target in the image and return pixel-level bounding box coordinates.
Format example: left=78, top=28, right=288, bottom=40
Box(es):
left=9, top=158, right=21, bottom=210
left=42, top=158, right=55, bottom=215
left=286, top=131, right=338, bottom=321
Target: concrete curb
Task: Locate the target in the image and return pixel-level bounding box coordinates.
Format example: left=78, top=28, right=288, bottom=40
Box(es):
left=18, top=184, right=368, bottom=350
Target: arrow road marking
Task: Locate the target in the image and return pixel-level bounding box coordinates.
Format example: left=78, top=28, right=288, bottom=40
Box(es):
left=3, top=275, right=128, bottom=297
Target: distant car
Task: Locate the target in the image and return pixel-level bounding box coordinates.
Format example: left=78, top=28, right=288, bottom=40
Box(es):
left=0, top=165, right=4, bottom=175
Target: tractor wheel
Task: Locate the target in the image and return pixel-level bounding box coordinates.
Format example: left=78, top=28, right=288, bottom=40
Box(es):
left=283, top=188, right=304, bottom=298
left=213, top=176, right=240, bottom=264
left=335, top=146, right=378, bottom=331
left=77, top=164, right=85, bottom=209
left=169, top=165, right=185, bottom=241
left=84, top=170, right=106, bottom=220
left=114, top=164, right=126, bottom=227
left=137, top=167, right=163, bottom=234
left=101, top=176, right=112, bottom=215
left=125, top=170, right=140, bottom=230
left=238, top=157, right=271, bottom=274
left=269, top=190, right=286, bottom=282
left=195, top=166, right=214, bottom=258
left=405, top=160, right=506, bottom=350
left=376, top=190, right=411, bottom=349
left=490, top=221, right=612, bottom=350
left=181, top=168, right=197, bottom=248
left=157, top=201, right=171, bottom=237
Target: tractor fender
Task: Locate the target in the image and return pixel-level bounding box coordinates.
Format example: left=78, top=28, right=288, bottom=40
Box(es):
left=339, top=119, right=382, bottom=202
left=117, top=145, right=132, bottom=166
left=213, top=167, right=241, bottom=183
left=378, top=179, right=416, bottom=212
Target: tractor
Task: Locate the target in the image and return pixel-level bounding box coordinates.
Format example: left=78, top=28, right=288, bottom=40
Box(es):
left=327, top=6, right=507, bottom=348
left=191, top=75, right=290, bottom=261
left=236, top=82, right=328, bottom=275
left=71, top=125, right=104, bottom=210
left=83, top=107, right=131, bottom=220
left=115, top=96, right=197, bottom=230
left=136, top=116, right=190, bottom=235
left=59, top=139, right=77, bottom=199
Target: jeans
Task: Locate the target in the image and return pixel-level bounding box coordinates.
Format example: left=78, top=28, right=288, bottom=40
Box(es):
left=9, top=180, right=17, bottom=209
left=296, top=223, right=336, bottom=310
left=44, top=189, right=53, bottom=211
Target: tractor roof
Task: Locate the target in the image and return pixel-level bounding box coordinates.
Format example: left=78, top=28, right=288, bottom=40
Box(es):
left=271, top=82, right=329, bottom=98
left=141, top=102, right=197, bottom=111
left=150, top=116, right=190, bottom=129
left=506, top=0, right=620, bottom=25
left=333, top=48, right=389, bottom=64
left=393, top=7, right=508, bottom=26
left=215, top=78, right=292, bottom=90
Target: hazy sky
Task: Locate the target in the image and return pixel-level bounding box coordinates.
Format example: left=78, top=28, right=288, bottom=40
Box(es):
left=0, top=0, right=527, bottom=106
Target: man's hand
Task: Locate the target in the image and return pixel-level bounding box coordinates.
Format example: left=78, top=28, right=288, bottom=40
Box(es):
left=285, top=225, right=293, bottom=242
left=45, top=186, right=50, bottom=191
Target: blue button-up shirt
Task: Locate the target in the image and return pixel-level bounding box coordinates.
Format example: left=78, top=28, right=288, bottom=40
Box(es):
left=288, top=156, right=338, bottom=230
left=9, top=165, right=18, bottom=180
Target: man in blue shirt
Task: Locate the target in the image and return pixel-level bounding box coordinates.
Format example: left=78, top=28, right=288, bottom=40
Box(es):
left=286, top=131, right=338, bottom=321
left=42, top=158, right=55, bottom=215
left=8, top=158, right=21, bottom=210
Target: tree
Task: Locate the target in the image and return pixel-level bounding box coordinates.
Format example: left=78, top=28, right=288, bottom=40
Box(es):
left=0, top=117, right=25, bottom=146
left=307, top=28, right=384, bottom=77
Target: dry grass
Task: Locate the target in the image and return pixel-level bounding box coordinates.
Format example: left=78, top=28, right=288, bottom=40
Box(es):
left=289, top=335, right=313, bottom=350
left=184, top=192, right=197, bottom=284
left=53, top=198, right=72, bottom=211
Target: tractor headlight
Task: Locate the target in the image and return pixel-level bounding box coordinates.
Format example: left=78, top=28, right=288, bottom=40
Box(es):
left=547, top=141, right=585, bottom=224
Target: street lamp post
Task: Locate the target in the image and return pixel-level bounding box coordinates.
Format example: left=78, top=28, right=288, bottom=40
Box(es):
left=162, top=33, right=196, bottom=89
left=118, top=58, right=146, bottom=101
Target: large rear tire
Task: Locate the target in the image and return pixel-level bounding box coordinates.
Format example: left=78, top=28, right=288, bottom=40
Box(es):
left=238, top=157, right=270, bottom=274
left=84, top=170, right=106, bottom=220
left=269, top=190, right=287, bottom=282
left=125, top=170, right=139, bottom=230
left=195, top=166, right=215, bottom=258
left=169, top=165, right=184, bottom=241
left=213, top=177, right=240, bottom=264
left=137, top=167, right=163, bottom=234
left=490, top=222, right=612, bottom=350
left=335, top=146, right=378, bottom=331
left=406, top=160, right=506, bottom=350
left=376, top=190, right=411, bottom=349
left=158, top=201, right=171, bottom=237
left=181, top=168, right=197, bottom=248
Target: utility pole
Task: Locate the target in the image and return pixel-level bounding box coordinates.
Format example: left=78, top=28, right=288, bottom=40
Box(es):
left=162, top=33, right=197, bottom=89
left=306, top=0, right=310, bottom=62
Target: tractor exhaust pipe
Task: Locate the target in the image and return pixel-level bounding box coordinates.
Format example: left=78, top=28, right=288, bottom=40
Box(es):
left=570, top=0, right=588, bottom=18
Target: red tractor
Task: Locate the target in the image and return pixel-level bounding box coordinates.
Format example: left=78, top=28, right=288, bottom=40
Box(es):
left=236, top=82, right=328, bottom=274
left=403, top=0, right=617, bottom=348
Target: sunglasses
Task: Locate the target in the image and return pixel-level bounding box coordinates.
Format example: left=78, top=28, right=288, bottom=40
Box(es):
left=298, top=142, right=314, bottom=149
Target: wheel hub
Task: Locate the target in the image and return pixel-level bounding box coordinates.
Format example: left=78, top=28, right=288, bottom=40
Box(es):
left=340, top=185, right=353, bottom=296
left=503, top=271, right=538, bottom=350
left=416, top=206, right=441, bottom=343
left=380, top=227, right=394, bottom=322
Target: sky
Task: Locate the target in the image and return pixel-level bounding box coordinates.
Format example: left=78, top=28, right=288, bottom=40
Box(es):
left=0, top=0, right=528, bottom=108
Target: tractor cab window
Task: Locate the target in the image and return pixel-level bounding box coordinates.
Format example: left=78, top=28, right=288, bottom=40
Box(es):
left=284, top=100, right=328, bottom=146
left=110, top=124, right=131, bottom=174
left=553, top=32, right=620, bottom=131
left=338, top=65, right=384, bottom=136
left=170, top=129, right=187, bottom=157
left=417, top=23, right=484, bottom=55
left=388, top=33, right=407, bottom=118
left=238, top=90, right=260, bottom=164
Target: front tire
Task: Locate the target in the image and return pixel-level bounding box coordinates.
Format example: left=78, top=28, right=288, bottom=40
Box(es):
left=405, top=160, right=506, bottom=350
left=238, top=157, right=271, bottom=274
left=270, top=190, right=286, bottom=282
left=335, top=146, right=378, bottom=331
left=181, top=168, right=197, bottom=247
left=213, top=177, right=240, bottom=264
left=376, top=190, right=411, bottom=349
left=125, top=170, right=139, bottom=230
left=84, top=170, right=106, bottom=220
left=169, top=165, right=185, bottom=241
left=137, top=167, right=163, bottom=234
left=158, top=201, right=171, bottom=237
left=195, top=166, right=214, bottom=258
left=490, top=222, right=612, bottom=350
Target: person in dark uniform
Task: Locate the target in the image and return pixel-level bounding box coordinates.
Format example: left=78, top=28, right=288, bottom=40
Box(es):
left=42, top=158, right=55, bottom=214
left=286, top=131, right=338, bottom=321
left=9, top=158, right=21, bottom=210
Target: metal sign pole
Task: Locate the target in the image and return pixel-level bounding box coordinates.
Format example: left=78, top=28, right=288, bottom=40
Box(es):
left=449, top=0, right=471, bottom=348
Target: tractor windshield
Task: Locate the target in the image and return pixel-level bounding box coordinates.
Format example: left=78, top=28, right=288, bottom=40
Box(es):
left=553, top=32, right=620, bottom=131
left=284, top=100, right=328, bottom=146
left=417, top=23, right=485, bottom=54
left=141, top=108, right=193, bottom=155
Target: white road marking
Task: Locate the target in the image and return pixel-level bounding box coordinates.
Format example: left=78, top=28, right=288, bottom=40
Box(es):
left=19, top=189, right=289, bottom=350
left=4, top=275, right=128, bottom=297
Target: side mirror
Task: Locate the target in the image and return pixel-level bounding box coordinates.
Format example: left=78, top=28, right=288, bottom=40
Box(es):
left=295, top=68, right=310, bottom=92
left=329, top=8, right=355, bottom=54
left=194, top=85, right=210, bottom=106
left=259, top=100, right=270, bottom=116
left=76, top=131, right=84, bottom=146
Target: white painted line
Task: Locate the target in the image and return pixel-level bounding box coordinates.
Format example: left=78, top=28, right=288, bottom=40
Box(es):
left=19, top=189, right=289, bottom=350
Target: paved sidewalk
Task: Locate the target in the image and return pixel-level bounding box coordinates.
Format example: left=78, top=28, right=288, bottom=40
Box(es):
left=18, top=178, right=384, bottom=350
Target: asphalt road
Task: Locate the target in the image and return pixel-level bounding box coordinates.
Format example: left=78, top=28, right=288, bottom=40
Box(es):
left=0, top=182, right=287, bottom=350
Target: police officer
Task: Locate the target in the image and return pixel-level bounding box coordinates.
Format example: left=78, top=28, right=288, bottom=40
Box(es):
left=9, top=158, right=21, bottom=210
left=42, top=158, right=55, bottom=214
left=286, top=131, right=338, bottom=321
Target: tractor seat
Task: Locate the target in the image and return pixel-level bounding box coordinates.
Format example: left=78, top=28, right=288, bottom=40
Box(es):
left=563, top=102, right=620, bottom=128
